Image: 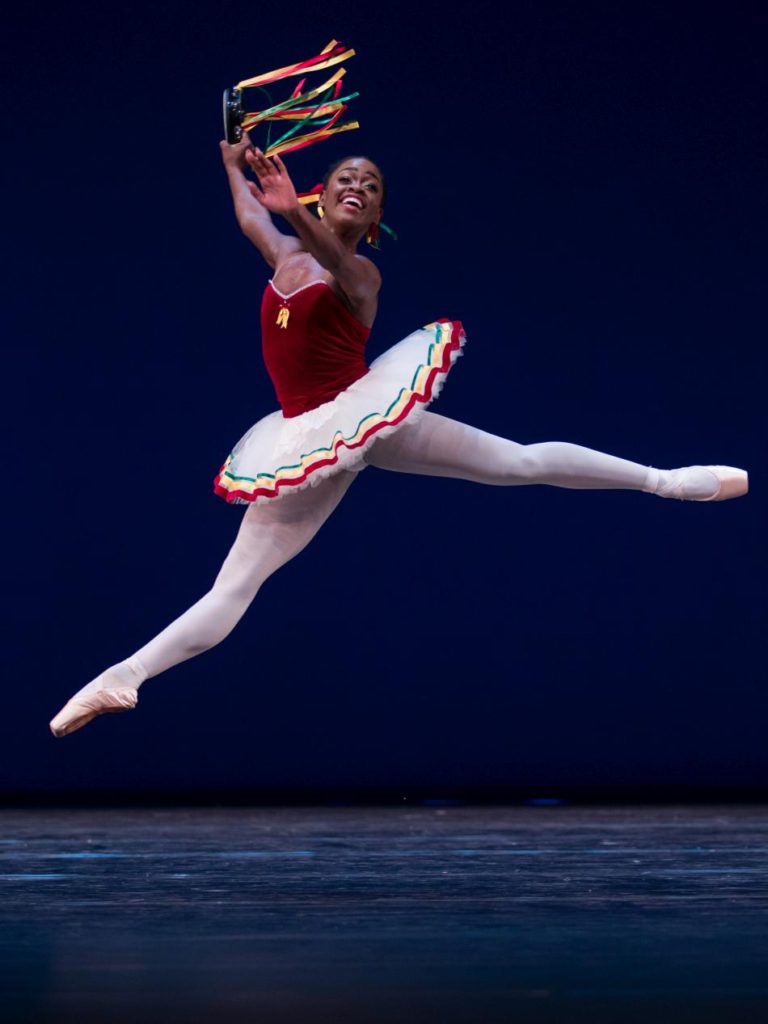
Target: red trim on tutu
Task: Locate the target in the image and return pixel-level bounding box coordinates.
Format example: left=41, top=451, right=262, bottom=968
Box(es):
left=213, top=320, right=464, bottom=504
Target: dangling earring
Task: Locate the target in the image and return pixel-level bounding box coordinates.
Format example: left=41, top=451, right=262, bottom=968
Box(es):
left=317, top=204, right=325, bottom=219
left=366, top=221, right=380, bottom=249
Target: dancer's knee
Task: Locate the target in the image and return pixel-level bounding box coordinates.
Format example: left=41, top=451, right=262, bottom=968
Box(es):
left=184, top=582, right=260, bottom=656
left=509, top=446, right=544, bottom=483
left=501, top=441, right=579, bottom=484
left=484, top=443, right=543, bottom=485
left=211, top=574, right=263, bottom=610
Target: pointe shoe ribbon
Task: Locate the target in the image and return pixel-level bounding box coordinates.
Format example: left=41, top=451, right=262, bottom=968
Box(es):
left=49, top=687, right=138, bottom=738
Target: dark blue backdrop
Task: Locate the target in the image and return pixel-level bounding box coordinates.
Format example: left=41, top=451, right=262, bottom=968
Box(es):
left=6, top=1, right=766, bottom=794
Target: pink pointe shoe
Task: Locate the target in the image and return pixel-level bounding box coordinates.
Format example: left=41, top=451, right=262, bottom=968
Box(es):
left=651, top=466, right=753, bottom=501
left=684, top=465, right=748, bottom=501
left=49, top=686, right=138, bottom=738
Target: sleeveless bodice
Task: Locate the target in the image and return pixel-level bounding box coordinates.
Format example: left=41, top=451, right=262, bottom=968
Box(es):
left=261, top=280, right=370, bottom=417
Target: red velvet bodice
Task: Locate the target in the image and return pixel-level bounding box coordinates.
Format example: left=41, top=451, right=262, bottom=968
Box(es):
left=261, top=280, right=370, bottom=418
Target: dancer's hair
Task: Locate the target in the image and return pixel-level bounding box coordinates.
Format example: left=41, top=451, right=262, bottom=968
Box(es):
left=323, top=156, right=387, bottom=205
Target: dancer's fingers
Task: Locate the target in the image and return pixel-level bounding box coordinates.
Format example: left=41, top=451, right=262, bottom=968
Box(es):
left=273, top=153, right=288, bottom=177
left=253, top=149, right=276, bottom=180
left=256, top=149, right=281, bottom=175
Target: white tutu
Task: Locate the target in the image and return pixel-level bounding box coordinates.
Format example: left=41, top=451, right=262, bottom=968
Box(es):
left=214, top=319, right=465, bottom=504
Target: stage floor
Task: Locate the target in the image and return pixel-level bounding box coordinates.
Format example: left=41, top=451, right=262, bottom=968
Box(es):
left=2, top=805, right=768, bottom=1022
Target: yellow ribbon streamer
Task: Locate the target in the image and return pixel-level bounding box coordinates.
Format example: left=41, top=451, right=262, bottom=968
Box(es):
left=264, top=121, right=360, bottom=159
left=235, top=41, right=355, bottom=91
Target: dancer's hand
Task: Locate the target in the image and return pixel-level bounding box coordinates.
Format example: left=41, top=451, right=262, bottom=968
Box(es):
left=219, top=133, right=253, bottom=172
left=245, top=149, right=299, bottom=217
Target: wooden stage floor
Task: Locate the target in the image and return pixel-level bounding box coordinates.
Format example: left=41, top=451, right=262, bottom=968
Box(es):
left=2, top=805, right=768, bottom=1022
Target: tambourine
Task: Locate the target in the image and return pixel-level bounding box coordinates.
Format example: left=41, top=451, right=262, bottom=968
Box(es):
left=222, top=87, right=245, bottom=144
left=221, top=40, right=360, bottom=158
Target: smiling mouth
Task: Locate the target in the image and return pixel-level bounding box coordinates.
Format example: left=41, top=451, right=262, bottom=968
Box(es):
left=340, top=196, right=364, bottom=210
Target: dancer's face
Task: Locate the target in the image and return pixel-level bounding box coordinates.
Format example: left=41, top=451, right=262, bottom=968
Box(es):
left=321, top=158, right=384, bottom=236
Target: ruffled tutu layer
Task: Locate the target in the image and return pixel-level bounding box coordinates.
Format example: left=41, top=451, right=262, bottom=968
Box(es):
left=214, top=319, right=465, bottom=504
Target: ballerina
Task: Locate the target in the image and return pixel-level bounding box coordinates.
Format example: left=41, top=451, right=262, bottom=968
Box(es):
left=49, top=134, right=748, bottom=737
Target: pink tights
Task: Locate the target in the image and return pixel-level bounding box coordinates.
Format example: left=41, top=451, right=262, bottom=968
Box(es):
left=90, top=412, right=712, bottom=690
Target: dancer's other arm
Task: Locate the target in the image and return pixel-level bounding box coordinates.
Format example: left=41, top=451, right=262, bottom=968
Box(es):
left=220, top=135, right=300, bottom=269
left=246, top=148, right=380, bottom=318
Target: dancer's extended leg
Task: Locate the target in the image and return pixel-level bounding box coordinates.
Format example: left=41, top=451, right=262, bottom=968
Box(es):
left=364, top=412, right=747, bottom=499
left=49, top=471, right=356, bottom=736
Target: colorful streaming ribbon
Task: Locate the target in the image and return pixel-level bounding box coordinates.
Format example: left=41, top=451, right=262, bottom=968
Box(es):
left=236, top=41, right=360, bottom=159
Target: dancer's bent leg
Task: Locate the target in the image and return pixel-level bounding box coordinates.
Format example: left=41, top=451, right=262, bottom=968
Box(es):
left=364, top=412, right=747, bottom=499
left=50, top=471, right=356, bottom=736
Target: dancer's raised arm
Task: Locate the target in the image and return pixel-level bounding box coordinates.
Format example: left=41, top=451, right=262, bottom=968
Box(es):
left=220, top=135, right=300, bottom=269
